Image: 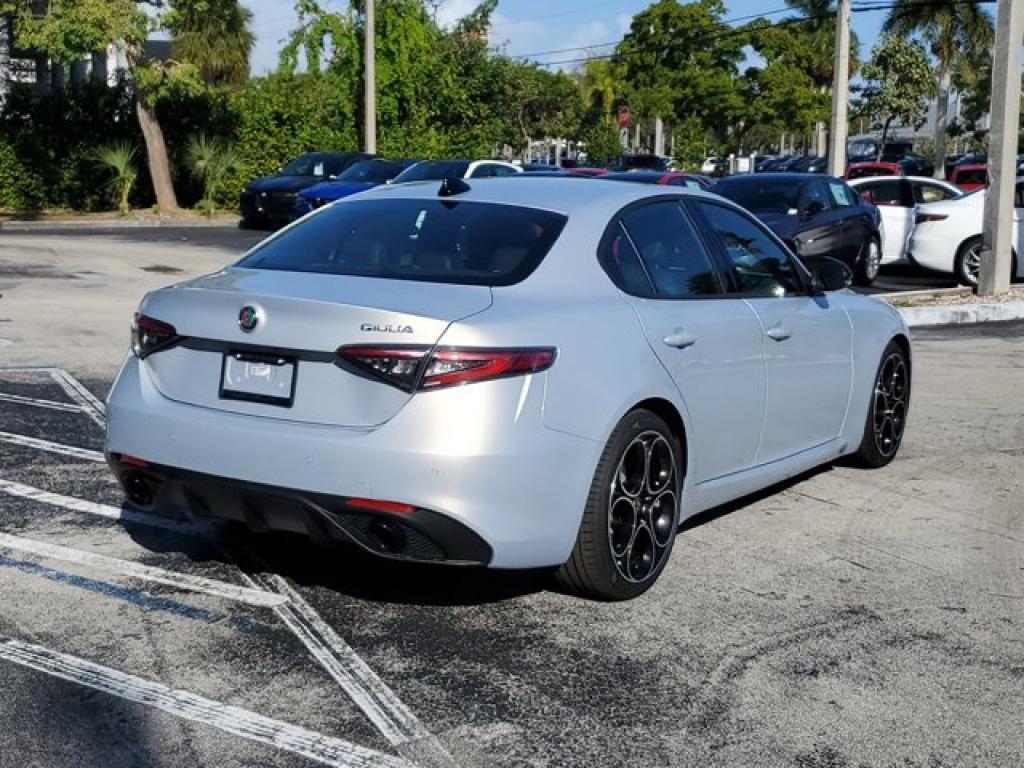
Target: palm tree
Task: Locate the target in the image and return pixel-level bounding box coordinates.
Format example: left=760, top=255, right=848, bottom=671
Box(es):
left=95, top=143, right=138, bottom=214
left=785, top=0, right=860, bottom=156
left=186, top=133, right=240, bottom=213
left=170, top=0, right=255, bottom=87
left=884, top=0, right=994, bottom=177
left=580, top=59, right=621, bottom=117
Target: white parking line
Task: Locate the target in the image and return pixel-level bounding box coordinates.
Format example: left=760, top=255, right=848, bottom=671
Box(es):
left=0, top=431, right=105, bottom=462
left=243, top=572, right=456, bottom=767
left=0, top=531, right=287, bottom=608
left=0, top=638, right=409, bottom=768
left=0, top=477, right=203, bottom=536
left=0, top=391, right=82, bottom=413
left=49, top=368, right=106, bottom=427
left=0, top=386, right=455, bottom=767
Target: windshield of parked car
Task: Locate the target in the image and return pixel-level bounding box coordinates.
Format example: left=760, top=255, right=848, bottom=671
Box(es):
left=392, top=161, right=470, bottom=183
left=714, top=179, right=803, bottom=213
left=280, top=154, right=337, bottom=177
left=236, top=199, right=567, bottom=286
left=955, top=168, right=987, bottom=186
left=338, top=159, right=405, bottom=183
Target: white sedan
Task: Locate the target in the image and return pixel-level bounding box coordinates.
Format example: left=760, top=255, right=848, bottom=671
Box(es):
left=849, top=176, right=964, bottom=266
left=908, top=178, right=1024, bottom=286
left=106, top=177, right=910, bottom=600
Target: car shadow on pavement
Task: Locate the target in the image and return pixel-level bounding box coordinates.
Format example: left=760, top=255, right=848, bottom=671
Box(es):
left=678, top=463, right=836, bottom=533
left=122, top=462, right=847, bottom=607
left=123, top=516, right=550, bottom=607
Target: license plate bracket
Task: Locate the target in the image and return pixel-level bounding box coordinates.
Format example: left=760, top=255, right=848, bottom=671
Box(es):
left=219, top=351, right=297, bottom=407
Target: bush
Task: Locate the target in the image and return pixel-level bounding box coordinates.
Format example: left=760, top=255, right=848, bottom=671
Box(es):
left=0, top=138, right=46, bottom=211
left=580, top=118, right=622, bottom=167
left=227, top=72, right=359, bottom=201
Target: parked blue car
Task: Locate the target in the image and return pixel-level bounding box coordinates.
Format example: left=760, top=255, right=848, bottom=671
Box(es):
left=292, top=158, right=419, bottom=219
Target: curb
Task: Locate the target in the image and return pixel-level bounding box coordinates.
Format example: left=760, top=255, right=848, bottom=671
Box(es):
left=895, top=300, right=1024, bottom=327
left=0, top=217, right=241, bottom=231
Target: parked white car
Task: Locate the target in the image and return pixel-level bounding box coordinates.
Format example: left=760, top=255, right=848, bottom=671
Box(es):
left=391, top=159, right=521, bottom=182
left=908, top=178, right=1024, bottom=286
left=105, top=178, right=910, bottom=600
left=849, top=176, right=964, bottom=266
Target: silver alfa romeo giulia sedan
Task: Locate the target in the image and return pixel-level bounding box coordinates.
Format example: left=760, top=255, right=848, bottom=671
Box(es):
left=105, top=176, right=911, bottom=600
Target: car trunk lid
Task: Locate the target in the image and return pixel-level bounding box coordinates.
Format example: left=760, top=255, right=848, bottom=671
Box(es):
left=139, top=268, right=491, bottom=427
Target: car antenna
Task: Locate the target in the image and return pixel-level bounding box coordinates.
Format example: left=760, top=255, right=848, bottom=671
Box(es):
left=438, top=177, right=470, bottom=197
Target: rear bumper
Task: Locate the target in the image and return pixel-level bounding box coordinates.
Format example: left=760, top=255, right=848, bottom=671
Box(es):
left=109, top=456, right=493, bottom=565
left=105, top=356, right=601, bottom=569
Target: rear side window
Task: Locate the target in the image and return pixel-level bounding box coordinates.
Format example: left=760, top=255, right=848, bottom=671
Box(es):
left=915, top=183, right=959, bottom=204
left=237, top=199, right=567, bottom=287
left=859, top=180, right=903, bottom=206
left=694, top=202, right=804, bottom=298
left=621, top=202, right=722, bottom=298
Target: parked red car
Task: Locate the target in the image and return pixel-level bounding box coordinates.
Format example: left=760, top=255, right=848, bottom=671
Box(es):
left=564, top=167, right=609, bottom=177
left=845, top=161, right=902, bottom=180
left=948, top=163, right=987, bottom=192
left=600, top=170, right=711, bottom=190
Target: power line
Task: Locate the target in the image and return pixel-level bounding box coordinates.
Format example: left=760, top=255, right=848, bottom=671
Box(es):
left=505, top=5, right=795, bottom=61
left=527, top=0, right=996, bottom=69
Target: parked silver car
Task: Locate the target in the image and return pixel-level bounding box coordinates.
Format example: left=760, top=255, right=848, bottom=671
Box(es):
left=106, top=177, right=911, bottom=599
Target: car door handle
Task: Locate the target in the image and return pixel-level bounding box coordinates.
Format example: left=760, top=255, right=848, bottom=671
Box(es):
left=663, top=330, right=698, bottom=349
left=765, top=323, right=791, bottom=341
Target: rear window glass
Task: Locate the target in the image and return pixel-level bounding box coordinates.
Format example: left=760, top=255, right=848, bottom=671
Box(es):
left=393, top=161, right=470, bottom=183
left=847, top=166, right=892, bottom=180
left=714, top=179, right=803, bottom=212
left=236, top=199, right=567, bottom=286
left=955, top=168, right=987, bottom=185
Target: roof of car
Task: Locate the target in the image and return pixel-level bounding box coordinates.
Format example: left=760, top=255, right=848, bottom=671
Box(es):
left=714, top=173, right=816, bottom=183
left=352, top=175, right=715, bottom=215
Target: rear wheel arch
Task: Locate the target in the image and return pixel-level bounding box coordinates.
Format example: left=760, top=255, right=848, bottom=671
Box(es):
left=629, top=397, right=689, bottom=480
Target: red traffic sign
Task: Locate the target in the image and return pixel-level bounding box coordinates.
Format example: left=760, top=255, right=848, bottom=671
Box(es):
left=617, top=106, right=630, bottom=129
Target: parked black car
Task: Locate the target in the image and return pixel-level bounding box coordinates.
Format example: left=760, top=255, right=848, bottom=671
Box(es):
left=711, top=173, right=882, bottom=286
left=609, top=154, right=670, bottom=172
left=794, top=155, right=827, bottom=173
left=240, top=151, right=374, bottom=228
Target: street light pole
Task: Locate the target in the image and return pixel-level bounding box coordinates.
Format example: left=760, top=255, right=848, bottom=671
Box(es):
left=978, top=0, right=1023, bottom=296
left=364, top=0, right=376, bottom=155
left=827, top=0, right=851, bottom=177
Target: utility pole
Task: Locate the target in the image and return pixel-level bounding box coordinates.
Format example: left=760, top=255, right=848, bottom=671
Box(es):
left=364, top=0, right=376, bottom=154
left=827, top=0, right=851, bottom=177
left=978, top=0, right=1024, bottom=296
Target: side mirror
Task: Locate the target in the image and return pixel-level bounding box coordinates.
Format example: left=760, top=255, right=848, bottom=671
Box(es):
left=810, top=257, right=852, bottom=293
left=801, top=200, right=824, bottom=219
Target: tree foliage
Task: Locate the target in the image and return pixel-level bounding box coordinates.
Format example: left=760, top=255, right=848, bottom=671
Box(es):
left=167, top=0, right=256, bottom=87
left=858, top=36, right=934, bottom=157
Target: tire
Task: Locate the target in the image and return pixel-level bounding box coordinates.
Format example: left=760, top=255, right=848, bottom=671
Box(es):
left=954, top=236, right=982, bottom=287
left=851, top=340, right=910, bottom=468
left=554, top=409, right=683, bottom=600
left=853, top=237, right=881, bottom=287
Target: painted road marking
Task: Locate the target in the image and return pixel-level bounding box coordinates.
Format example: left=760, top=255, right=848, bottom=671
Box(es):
left=1, top=477, right=457, bottom=766
left=0, top=531, right=287, bottom=608
left=243, top=572, right=457, bottom=768
left=0, top=391, right=82, bottom=413
left=49, top=368, right=106, bottom=427
left=0, top=431, right=105, bottom=462
left=0, top=477, right=205, bottom=536
left=0, top=637, right=410, bottom=768
left=0, top=380, right=454, bottom=767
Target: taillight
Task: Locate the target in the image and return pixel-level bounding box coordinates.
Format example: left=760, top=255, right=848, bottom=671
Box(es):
left=131, top=313, right=178, bottom=359
left=915, top=212, right=948, bottom=224
left=338, top=345, right=556, bottom=391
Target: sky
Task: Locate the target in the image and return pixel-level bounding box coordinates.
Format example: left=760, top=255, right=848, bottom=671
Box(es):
left=243, top=0, right=888, bottom=76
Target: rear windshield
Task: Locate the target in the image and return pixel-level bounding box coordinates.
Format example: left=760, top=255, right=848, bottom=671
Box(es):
left=847, top=166, right=892, bottom=180
left=956, top=168, right=987, bottom=185
left=338, top=159, right=405, bottom=183
left=236, top=199, right=567, bottom=286
left=393, top=161, right=470, bottom=183
left=714, top=179, right=803, bottom=212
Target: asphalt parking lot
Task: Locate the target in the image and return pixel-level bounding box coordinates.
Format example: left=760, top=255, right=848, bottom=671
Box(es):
left=0, top=227, right=1021, bottom=767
